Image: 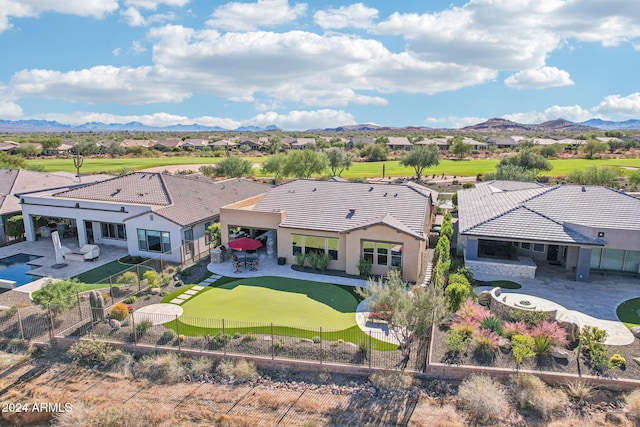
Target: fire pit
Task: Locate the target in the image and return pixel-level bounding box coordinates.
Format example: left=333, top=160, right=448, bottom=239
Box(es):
left=514, top=299, right=536, bottom=309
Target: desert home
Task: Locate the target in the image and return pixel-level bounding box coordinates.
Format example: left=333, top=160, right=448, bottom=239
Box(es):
left=457, top=181, right=640, bottom=282
left=219, top=179, right=437, bottom=283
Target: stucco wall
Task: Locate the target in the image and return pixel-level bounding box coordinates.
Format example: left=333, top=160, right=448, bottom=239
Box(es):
left=126, top=213, right=182, bottom=263
left=465, top=257, right=537, bottom=280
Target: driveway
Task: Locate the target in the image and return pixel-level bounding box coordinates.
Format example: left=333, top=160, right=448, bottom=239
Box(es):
left=474, top=264, right=639, bottom=346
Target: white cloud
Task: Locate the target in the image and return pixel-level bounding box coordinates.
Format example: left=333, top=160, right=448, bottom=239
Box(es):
left=207, top=0, right=307, bottom=31
left=0, top=101, right=23, bottom=119
left=0, top=0, right=118, bottom=32
left=249, top=109, right=355, bottom=130
left=503, top=105, right=593, bottom=124
left=121, top=6, right=146, bottom=26
left=112, top=48, right=122, bottom=57
left=594, top=92, right=640, bottom=117
left=124, top=0, right=189, bottom=11
left=131, top=41, right=147, bottom=54
left=314, top=3, right=378, bottom=30
left=505, top=67, right=574, bottom=89
left=10, top=66, right=191, bottom=104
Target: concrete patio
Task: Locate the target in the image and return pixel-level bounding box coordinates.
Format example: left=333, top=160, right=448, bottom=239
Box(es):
left=0, top=238, right=129, bottom=294
left=474, top=263, right=640, bottom=346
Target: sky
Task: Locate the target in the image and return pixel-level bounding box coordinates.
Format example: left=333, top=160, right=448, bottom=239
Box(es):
left=0, top=0, right=640, bottom=130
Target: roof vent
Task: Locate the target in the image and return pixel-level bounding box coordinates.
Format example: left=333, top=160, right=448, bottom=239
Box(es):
left=369, top=187, right=373, bottom=191
left=394, top=193, right=398, bottom=197
left=582, top=186, right=586, bottom=192
left=312, top=188, right=317, bottom=192
left=349, top=208, right=356, bottom=214
left=383, top=192, right=387, bottom=197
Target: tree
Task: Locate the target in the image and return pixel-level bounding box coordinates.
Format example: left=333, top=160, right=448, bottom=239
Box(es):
left=580, top=139, right=608, bottom=159
left=629, top=170, right=640, bottom=189
left=0, top=152, right=27, bottom=169
left=210, top=156, right=253, bottom=177
left=566, top=166, right=620, bottom=187
left=73, top=140, right=100, bottom=155
left=604, top=130, right=624, bottom=138
left=206, top=223, right=221, bottom=247
left=498, top=150, right=551, bottom=172
left=374, top=136, right=389, bottom=145
left=400, top=145, right=440, bottom=180
left=261, top=154, right=287, bottom=181
left=105, top=141, right=126, bottom=157
left=16, top=143, right=42, bottom=157
left=281, top=150, right=328, bottom=178
left=360, top=144, right=390, bottom=162
left=6, top=215, right=25, bottom=240
left=265, top=136, right=282, bottom=154
left=39, top=138, right=62, bottom=151
left=450, top=138, right=472, bottom=159
left=538, top=144, right=561, bottom=158
left=484, top=164, right=537, bottom=182
left=356, top=270, right=447, bottom=364
left=32, top=278, right=80, bottom=317
left=325, top=147, right=355, bottom=176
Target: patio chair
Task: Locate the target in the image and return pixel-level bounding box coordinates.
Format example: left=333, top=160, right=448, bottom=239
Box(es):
left=249, top=258, right=259, bottom=271
left=232, top=260, right=242, bottom=273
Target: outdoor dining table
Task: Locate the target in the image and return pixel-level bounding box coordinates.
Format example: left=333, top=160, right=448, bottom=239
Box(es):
left=234, top=256, right=258, bottom=271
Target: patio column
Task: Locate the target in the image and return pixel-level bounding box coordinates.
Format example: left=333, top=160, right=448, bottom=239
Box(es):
left=575, top=247, right=592, bottom=282
left=24, top=215, right=37, bottom=242
left=465, top=238, right=479, bottom=261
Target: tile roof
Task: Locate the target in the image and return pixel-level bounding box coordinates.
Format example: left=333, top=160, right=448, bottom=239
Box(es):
left=53, top=172, right=271, bottom=227
left=0, top=169, right=113, bottom=215
left=253, top=180, right=434, bottom=239
left=459, top=181, right=640, bottom=245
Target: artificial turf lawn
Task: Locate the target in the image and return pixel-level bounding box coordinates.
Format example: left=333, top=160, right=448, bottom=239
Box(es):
left=160, top=276, right=396, bottom=351
left=616, top=298, right=640, bottom=328
left=489, top=280, right=522, bottom=290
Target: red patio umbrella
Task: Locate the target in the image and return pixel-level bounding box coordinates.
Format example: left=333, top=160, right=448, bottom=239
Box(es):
left=227, top=237, right=263, bottom=251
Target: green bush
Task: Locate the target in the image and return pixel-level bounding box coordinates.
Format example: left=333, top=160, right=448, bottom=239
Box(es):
left=117, top=271, right=139, bottom=287
left=143, top=270, right=159, bottom=288
left=211, top=332, right=231, bottom=347
left=445, top=329, right=468, bottom=354
left=445, top=282, right=471, bottom=312
left=480, top=316, right=504, bottom=335
left=123, top=296, right=137, bottom=304
left=109, top=303, right=129, bottom=321
left=161, top=330, right=175, bottom=343
left=69, top=338, right=125, bottom=368
left=136, top=319, right=152, bottom=336
left=241, top=334, right=257, bottom=343
left=312, top=336, right=321, bottom=344
left=511, top=334, right=535, bottom=365
left=134, top=353, right=186, bottom=384
left=294, top=252, right=306, bottom=268
left=356, top=256, right=372, bottom=276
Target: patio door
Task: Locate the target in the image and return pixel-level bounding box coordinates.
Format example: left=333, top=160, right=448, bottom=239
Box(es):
left=547, top=245, right=559, bottom=261
left=84, top=221, right=94, bottom=244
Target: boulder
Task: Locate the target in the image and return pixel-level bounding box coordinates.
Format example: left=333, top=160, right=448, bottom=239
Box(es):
left=0, top=305, right=10, bottom=312
left=108, top=319, right=121, bottom=330
left=557, top=320, right=580, bottom=343
left=630, top=326, right=640, bottom=339
left=477, top=291, right=492, bottom=307
left=150, top=287, right=161, bottom=294
left=498, top=337, right=511, bottom=350
left=550, top=346, right=571, bottom=360
left=633, top=357, right=640, bottom=366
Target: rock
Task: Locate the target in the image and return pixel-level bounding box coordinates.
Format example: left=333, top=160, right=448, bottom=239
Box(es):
left=477, top=291, right=492, bottom=307
left=557, top=320, right=580, bottom=343
left=300, top=338, right=313, bottom=344
left=108, top=319, right=121, bottom=329
left=630, top=326, right=640, bottom=339
left=369, top=387, right=377, bottom=395
left=0, top=305, right=10, bottom=312
left=633, top=357, right=640, bottom=366
left=498, top=337, right=511, bottom=350
left=262, top=336, right=272, bottom=341
left=150, top=287, right=161, bottom=294
left=604, top=411, right=627, bottom=425
left=550, top=346, right=571, bottom=360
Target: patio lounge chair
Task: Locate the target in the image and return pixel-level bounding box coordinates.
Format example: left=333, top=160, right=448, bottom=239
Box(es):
left=63, top=244, right=100, bottom=262
left=249, top=258, right=259, bottom=271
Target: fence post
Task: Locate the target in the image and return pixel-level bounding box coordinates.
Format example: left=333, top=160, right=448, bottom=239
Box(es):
left=17, top=309, right=25, bottom=340
left=271, top=323, right=275, bottom=360
left=47, top=304, right=55, bottom=339
left=109, top=282, right=114, bottom=303
left=176, top=314, right=181, bottom=352
left=222, top=319, right=226, bottom=355
left=160, top=254, right=164, bottom=274
left=320, top=326, right=324, bottom=365
left=77, top=292, right=83, bottom=320
left=132, top=312, right=137, bottom=345
left=369, top=333, right=373, bottom=370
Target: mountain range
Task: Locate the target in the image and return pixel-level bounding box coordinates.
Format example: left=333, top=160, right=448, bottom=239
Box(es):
left=0, top=118, right=639, bottom=134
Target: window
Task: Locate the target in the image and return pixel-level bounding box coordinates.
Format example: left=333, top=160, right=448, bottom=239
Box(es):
left=520, top=242, right=531, bottom=250
left=292, top=234, right=302, bottom=255
left=291, top=234, right=338, bottom=260
left=377, top=243, right=389, bottom=265
left=363, top=240, right=403, bottom=268
left=101, top=222, right=126, bottom=240
left=137, top=229, right=170, bottom=253
left=533, top=243, right=545, bottom=253
left=184, top=228, right=193, bottom=242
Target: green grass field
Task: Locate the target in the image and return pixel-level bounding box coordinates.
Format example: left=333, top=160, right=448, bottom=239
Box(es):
left=161, top=277, right=396, bottom=350
left=27, top=156, right=640, bottom=178
left=616, top=298, right=640, bottom=328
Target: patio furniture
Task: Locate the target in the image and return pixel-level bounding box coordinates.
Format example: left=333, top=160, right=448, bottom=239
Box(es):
left=228, top=237, right=263, bottom=251
left=63, top=244, right=100, bottom=262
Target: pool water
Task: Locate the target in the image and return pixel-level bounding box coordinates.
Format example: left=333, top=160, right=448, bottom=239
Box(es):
left=0, top=253, right=42, bottom=286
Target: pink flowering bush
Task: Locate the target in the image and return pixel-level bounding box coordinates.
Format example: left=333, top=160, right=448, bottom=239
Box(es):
left=503, top=321, right=530, bottom=338
left=531, top=321, right=569, bottom=348
left=472, top=329, right=500, bottom=357
left=456, top=299, right=490, bottom=323
left=450, top=318, right=480, bottom=339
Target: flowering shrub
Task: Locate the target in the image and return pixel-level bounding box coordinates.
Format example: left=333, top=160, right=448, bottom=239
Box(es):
left=610, top=353, right=626, bottom=369
left=109, top=303, right=129, bottom=321
left=530, top=321, right=569, bottom=348
left=472, top=329, right=499, bottom=357
left=503, top=321, right=530, bottom=338
left=369, top=302, right=395, bottom=322
left=456, top=299, right=490, bottom=323
left=450, top=318, right=480, bottom=339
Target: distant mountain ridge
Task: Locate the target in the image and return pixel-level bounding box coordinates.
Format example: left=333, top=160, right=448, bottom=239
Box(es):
left=0, top=117, right=639, bottom=133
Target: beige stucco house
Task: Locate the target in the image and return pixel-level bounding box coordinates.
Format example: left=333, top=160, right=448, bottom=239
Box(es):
left=220, top=180, right=437, bottom=283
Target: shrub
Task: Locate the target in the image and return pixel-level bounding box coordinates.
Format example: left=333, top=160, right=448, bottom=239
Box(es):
left=134, top=353, right=186, bottom=384
left=511, top=334, right=535, bottom=365
left=480, top=316, right=504, bottom=335
left=295, top=252, right=306, bottom=267
left=530, top=321, right=569, bottom=348
left=143, top=270, right=159, bottom=288
left=503, top=321, right=529, bottom=338
left=586, top=343, right=610, bottom=375
left=449, top=318, right=479, bottom=339
left=211, top=332, right=231, bottom=347
left=532, top=334, right=554, bottom=357
left=161, top=329, right=175, bottom=343
left=189, top=357, right=212, bottom=376
left=109, top=303, right=129, bottom=321
left=509, top=373, right=568, bottom=420
left=580, top=325, right=607, bottom=350
left=566, top=380, right=593, bottom=402
left=179, top=334, right=185, bottom=342
left=136, top=319, right=152, bottom=336
left=625, top=389, right=640, bottom=421
left=273, top=339, right=285, bottom=350
left=312, top=336, right=321, bottom=344
left=457, top=374, right=510, bottom=424
left=216, top=359, right=258, bottom=381
left=357, top=256, right=372, bottom=276
left=123, top=296, right=137, bottom=304
left=472, top=329, right=499, bottom=358
left=232, top=332, right=242, bottom=339
left=445, top=282, right=471, bottom=312
left=369, top=370, right=413, bottom=390
left=69, top=338, right=124, bottom=367
left=307, top=251, right=322, bottom=270
left=445, top=328, right=469, bottom=354
left=116, top=271, right=139, bottom=287
left=610, top=353, right=626, bottom=369
left=447, top=273, right=471, bottom=287
left=241, top=334, right=257, bottom=343
left=317, top=253, right=331, bottom=271
left=509, top=309, right=547, bottom=326
left=456, top=299, right=490, bottom=322
left=369, top=301, right=395, bottom=322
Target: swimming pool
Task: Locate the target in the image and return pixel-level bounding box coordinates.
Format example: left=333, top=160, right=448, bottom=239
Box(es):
left=0, top=253, right=42, bottom=287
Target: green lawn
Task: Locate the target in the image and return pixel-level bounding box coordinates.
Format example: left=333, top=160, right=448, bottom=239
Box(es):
left=488, top=280, right=522, bottom=290
left=29, top=156, right=640, bottom=179
left=74, top=259, right=153, bottom=292
left=616, top=298, right=640, bottom=328
left=161, top=276, right=395, bottom=350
